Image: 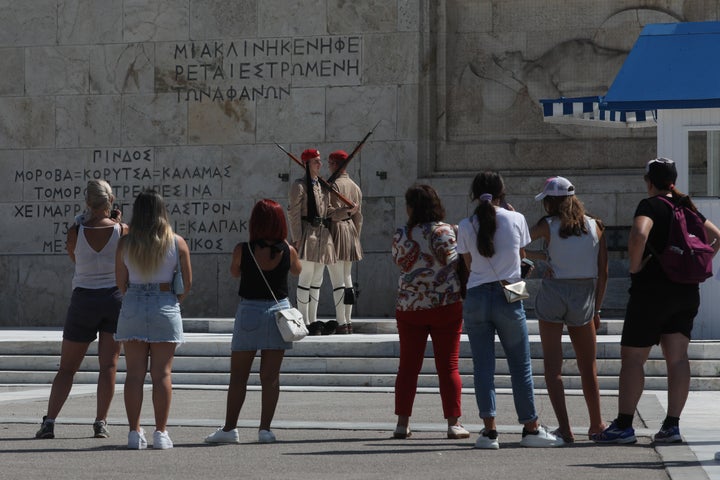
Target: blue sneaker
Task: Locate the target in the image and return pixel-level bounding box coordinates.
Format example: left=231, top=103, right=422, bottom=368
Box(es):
left=653, top=426, right=682, bottom=443
left=591, top=421, right=636, bottom=444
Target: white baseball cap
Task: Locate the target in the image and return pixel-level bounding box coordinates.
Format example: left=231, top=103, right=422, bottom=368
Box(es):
left=535, top=176, right=575, bottom=201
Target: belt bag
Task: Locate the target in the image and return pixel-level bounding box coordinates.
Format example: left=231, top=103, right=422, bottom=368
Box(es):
left=502, top=280, right=529, bottom=303
left=274, top=307, right=307, bottom=342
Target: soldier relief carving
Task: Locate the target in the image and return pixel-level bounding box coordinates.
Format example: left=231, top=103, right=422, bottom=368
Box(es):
left=441, top=6, right=688, bottom=171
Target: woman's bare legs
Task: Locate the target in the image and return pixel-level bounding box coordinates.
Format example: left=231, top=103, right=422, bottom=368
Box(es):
left=538, top=320, right=572, bottom=440
left=258, top=350, right=285, bottom=431
left=122, top=341, right=149, bottom=431
left=148, top=342, right=177, bottom=432
left=660, top=333, right=691, bottom=418
left=223, top=351, right=255, bottom=430
left=568, top=322, right=605, bottom=436
left=46, top=339, right=92, bottom=419
left=95, top=331, right=121, bottom=422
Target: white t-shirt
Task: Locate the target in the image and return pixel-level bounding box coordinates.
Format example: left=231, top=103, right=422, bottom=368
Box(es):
left=457, top=208, right=531, bottom=289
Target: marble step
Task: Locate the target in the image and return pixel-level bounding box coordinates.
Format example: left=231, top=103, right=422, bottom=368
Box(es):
left=2, top=355, right=719, bottom=377
left=2, top=327, right=720, bottom=390
left=182, top=318, right=627, bottom=336
left=2, top=334, right=719, bottom=360
left=1, top=370, right=718, bottom=391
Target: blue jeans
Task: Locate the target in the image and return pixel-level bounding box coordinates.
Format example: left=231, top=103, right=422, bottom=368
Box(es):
left=463, top=282, right=537, bottom=424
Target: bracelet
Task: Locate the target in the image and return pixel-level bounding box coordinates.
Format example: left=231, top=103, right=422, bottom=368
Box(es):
left=595, top=309, right=602, bottom=315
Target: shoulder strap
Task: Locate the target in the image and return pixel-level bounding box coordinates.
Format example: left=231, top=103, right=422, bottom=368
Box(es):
left=174, top=235, right=181, bottom=272
left=246, top=242, right=280, bottom=305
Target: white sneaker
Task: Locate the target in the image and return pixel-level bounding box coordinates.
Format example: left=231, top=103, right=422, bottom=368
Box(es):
left=258, top=429, right=276, bottom=443
left=127, top=428, right=147, bottom=449
left=520, top=425, right=565, bottom=448
left=474, top=428, right=499, bottom=450
left=447, top=424, right=471, bottom=439
left=205, top=428, right=240, bottom=444
left=153, top=430, right=173, bottom=449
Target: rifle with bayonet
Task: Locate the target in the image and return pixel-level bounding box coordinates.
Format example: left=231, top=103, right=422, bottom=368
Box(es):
left=326, top=120, right=381, bottom=184
left=275, top=143, right=356, bottom=208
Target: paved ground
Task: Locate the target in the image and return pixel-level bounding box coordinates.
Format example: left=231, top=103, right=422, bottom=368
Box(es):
left=1, top=384, right=717, bottom=480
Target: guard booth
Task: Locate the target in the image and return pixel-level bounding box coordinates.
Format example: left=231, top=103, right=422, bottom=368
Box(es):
left=541, top=21, right=720, bottom=339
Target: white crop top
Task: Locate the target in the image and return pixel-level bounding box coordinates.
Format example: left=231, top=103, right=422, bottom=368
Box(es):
left=546, top=215, right=599, bottom=279
left=72, top=224, right=122, bottom=290
left=125, top=235, right=179, bottom=284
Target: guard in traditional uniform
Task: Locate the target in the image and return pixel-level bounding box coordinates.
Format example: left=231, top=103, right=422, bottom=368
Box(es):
left=326, top=150, right=363, bottom=334
left=288, top=149, right=337, bottom=335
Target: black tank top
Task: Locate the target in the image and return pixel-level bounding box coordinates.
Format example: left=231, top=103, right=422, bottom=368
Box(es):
left=238, top=241, right=290, bottom=300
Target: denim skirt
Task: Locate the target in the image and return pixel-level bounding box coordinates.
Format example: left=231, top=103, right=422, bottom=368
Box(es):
left=232, top=297, right=293, bottom=351
left=115, top=283, right=184, bottom=343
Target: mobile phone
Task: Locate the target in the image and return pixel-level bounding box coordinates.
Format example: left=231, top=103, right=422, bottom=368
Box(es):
left=110, top=209, right=119, bottom=219
left=521, top=258, right=534, bottom=278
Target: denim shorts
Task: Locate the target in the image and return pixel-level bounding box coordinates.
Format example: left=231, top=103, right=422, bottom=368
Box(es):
left=231, top=297, right=293, bottom=351
left=63, top=287, right=123, bottom=342
left=115, top=283, right=184, bottom=343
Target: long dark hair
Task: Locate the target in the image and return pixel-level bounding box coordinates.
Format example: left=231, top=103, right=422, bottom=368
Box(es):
left=405, top=184, right=445, bottom=229
left=470, top=171, right=505, bottom=257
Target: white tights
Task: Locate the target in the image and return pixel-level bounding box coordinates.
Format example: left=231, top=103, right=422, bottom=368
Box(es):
left=297, top=260, right=325, bottom=325
left=327, top=261, right=353, bottom=326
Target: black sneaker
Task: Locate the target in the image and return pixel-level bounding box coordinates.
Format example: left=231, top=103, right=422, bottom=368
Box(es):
left=93, top=420, right=110, bottom=438
left=35, top=416, right=54, bottom=439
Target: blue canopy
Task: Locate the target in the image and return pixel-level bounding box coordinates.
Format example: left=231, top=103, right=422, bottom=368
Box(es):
left=541, top=21, right=720, bottom=127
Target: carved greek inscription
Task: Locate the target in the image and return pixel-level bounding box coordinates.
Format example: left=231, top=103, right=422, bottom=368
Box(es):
left=10, top=148, right=246, bottom=254
left=171, top=36, right=362, bottom=102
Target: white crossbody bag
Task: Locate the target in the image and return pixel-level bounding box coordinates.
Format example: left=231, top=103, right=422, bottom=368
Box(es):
left=246, top=243, right=308, bottom=342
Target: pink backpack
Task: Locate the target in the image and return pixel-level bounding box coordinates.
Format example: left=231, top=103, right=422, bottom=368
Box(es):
left=651, top=195, right=714, bottom=284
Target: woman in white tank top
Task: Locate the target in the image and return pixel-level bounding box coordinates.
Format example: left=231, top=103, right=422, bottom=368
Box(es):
left=36, top=180, right=128, bottom=440
left=115, top=189, right=192, bottom=450
left=529, top=176, right=608, bottom=443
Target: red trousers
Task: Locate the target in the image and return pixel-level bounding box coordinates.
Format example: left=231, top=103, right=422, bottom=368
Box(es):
left=394, top=302, right=463, bottom=419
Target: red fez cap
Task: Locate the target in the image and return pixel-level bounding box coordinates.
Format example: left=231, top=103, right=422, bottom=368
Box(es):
left=301, top=149, right=320, bottom=162
left=329, top=150, right=348, bottom=162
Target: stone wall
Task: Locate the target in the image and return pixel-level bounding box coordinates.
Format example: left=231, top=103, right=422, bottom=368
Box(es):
left=1, top=1, right=718, bottom=326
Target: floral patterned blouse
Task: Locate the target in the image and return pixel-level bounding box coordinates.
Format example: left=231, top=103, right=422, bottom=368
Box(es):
left=391, top=221, right=462, bottom=311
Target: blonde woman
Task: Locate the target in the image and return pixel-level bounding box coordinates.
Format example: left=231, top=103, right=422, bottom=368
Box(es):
left=36, top=180, right=127, bottom=439
left=115, top=190, right=192, bottom=450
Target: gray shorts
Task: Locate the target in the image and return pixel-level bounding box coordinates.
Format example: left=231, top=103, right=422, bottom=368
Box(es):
left=534, top=278, right=596, bottom=327
left=115, top=284, right=184, bottom=343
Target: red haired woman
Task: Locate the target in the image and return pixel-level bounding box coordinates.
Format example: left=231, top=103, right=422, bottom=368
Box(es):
left=205, top=199, right=301, bottom=445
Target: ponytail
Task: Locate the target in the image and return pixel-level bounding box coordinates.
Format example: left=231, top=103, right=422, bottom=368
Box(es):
left=474, top=199, right=496, bottom=257
left=469, top=171, right=506, bottom=258
left=671, top=187, right=698, bottom=213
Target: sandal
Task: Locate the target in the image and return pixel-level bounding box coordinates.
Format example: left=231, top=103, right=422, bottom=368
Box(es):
left=552, top=428, right=575, bottom=444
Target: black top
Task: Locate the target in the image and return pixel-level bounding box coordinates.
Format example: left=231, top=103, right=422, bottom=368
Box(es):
left=633, top=195, right=705, bottom=288
left=238, top=241, right=290, bottom=300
